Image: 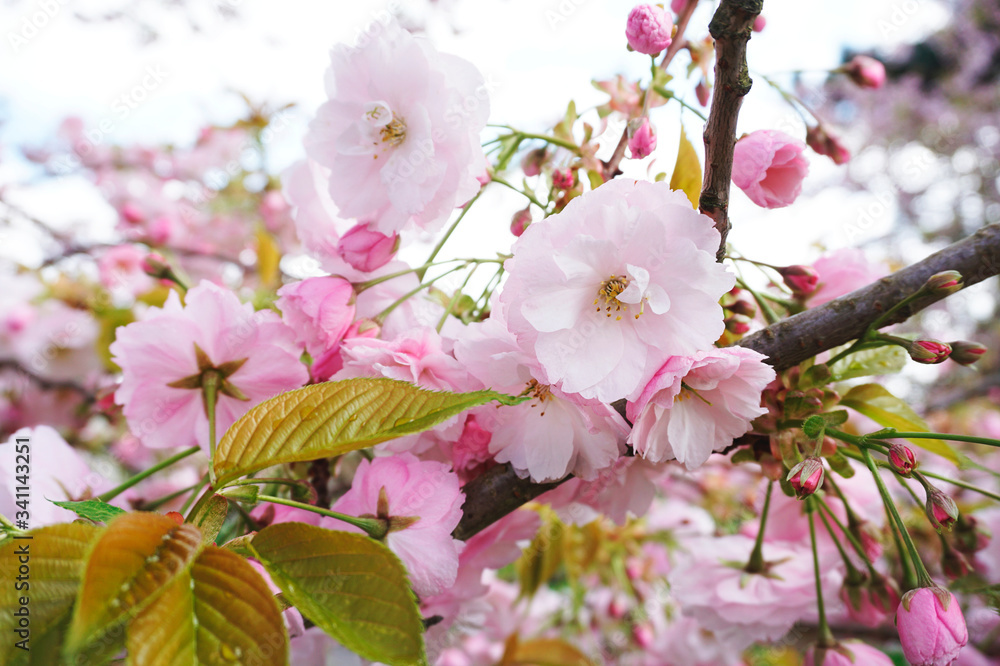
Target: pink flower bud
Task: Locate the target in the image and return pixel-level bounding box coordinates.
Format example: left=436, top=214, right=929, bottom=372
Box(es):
left=552, top=167, right=575, bottom=191
left=625, top=4, right=674, bottom=55
left=510, top=208, right=531, bottom=237
left=908, top=339, right=951, bottom=365
left=888, top=443, right=916, bottom=475
left=954, top=514, right=991, bottom=554
left=779, top=265, right=820, bottom=295
left=806, top=641, right=895, bottom=666
left=726, top=298, right=756, bottom=318
left=924, top=270, right=963, bottom=295
left=695, top=79, right=711, bottom=106
left=752, top=15, right=766, bottom=32
left=844, top=55, right=886, bottom=89
left=627, top=117, right=657, bottom=159
left=670, top=0, right=690, bottom=13
left=805, top=125, right=851, bottom=165
left=896, top=587, right=968, bottom=666
left=521, top=147, right=548, bottom=177
left=337, top=223, right=399, bottom=273
left=948, top=340, right=987, bottom=366
left=941, top=541, right=973, bottom=579
left=632, top=623, right=655, bottom=649
left=732, top=129, right=809, bottom=209
left=120, top=202, right=146, bottom=225
left=787, top=456, right=824, bottom=498
left=724, top=314, right=751, bottom=335
left=141, top=252, right=170, bottom=278
left=927, top=489, right=959, bottom=531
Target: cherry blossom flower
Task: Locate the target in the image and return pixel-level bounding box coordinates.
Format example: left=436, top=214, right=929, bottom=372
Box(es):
left=732, top=129, right=809, bottom=208
left=336, top=326, right=471, bottom=392
left=626, top=4, right=674, bottom=55
left=14, top=301, right=102, bottom=383
left=805, top=641, right=894, bottom=665
left=276, top=275, right=356, bottom=374
left=110, top=281, right=309, bottom=451
left=897, top=587, right=969, bottom=666
left=454, top=310, right=628, bottom=482
left=98, top=244, right=154, bottom=296
left=1, top=426, right=114, bottom=526
left=628, top=117, right=657, bottom=159
left=305, top=20, right=489, bottom=235
left=328, top=453, right=465, bottom=598
left=809, top=248, right=887, bottom=305
left=626, top=347, right=774, bottom=469
left=500, top=179, right=734, bottom=402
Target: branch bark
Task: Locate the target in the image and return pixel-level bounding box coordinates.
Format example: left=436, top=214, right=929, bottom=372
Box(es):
left=699, top=0, right=762, bottom=261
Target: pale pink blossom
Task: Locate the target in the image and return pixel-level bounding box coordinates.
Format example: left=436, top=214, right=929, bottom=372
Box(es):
left=500, top=179, right=734, bottom=402
left=805, top=641, right=894, bottom=665
left=336, top=326, right=471, bottom=392
left=110, top=281, right=309, bottom=451
left=0, top=426, right=114, bottom=526
left=275, top=276, right=356, bottom=365
left=305, top=20, right=489, bottom=235
left=328, top=453, right=465, bottom=597
left=337, top=223, right=398, bottom=272
left=809, top=248, right=887, bottom=305
left=14, top=302, right=102, bottom=383
left=732, top=129, right=809, bottom=208
left=454, top=311, right=628, bottom=482
left=897, top=587, right=969, bottom=666
left=670, top=534, right=842, bottom=650
left=626, top=4, right=674, bottom=55
left=626, top=347, right=774, bottom=469
left=98, top=245, right=154, bottom=296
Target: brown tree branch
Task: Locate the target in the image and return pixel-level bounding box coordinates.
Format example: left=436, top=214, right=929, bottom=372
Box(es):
left=699, top=0, right=762, bottom=262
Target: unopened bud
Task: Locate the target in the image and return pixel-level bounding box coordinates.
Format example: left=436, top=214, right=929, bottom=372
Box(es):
left=843, top=55, right=886, bottom=89
left=778, top=265, right=819, bottom=296
left=695, top=79, right=710, bottom=106
left=521, top=147, right=548, bottom=177
left=627, top=116, right=657, bottom=159
left=787, top=457, right=824, bottom=498
left=888, top=443, right=916, bottom=475
left=552, top=167, right=575, bottom=191
left=926, top=488, right=959, bottom=531
left=724, top=314, right=751, bottom=335
left=908, top=339, right=951, bottom=364
left=941, top=539, right=973, bottom=579
left=948, top=340, right=987, bottom=365
left=510, top=207, right=532, bottom=237
left=625, top=4, right=674, bottom=56
left=924, top=270, right=963, bottom=295
left=752, top=15, right=766, bottom=32
left=954, top=514, right=991, bottom=554
left=726, top=298, right=756, bottom=318
left=805, top=125, right=851, bottom=165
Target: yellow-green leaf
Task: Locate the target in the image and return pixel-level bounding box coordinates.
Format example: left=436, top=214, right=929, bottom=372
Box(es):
left=188, top=495, right=230, bottom=546
left=255, top=228, right=281, bottom=288
left=126, top=546, right=288, bottom=666
left=828, top=345, right=908, bottom=383
left=213, top=377, right=524, bottom=485
left=251, top=523, right=425, bottom=666
left=516, top=507, right=563, bottom=599
left=49, top=499, right=126, bottom=524
left=65, top=512, right=203, bottom=659
left=501, top=635, right=595, bottom=666
left=840, top=384, right=959, bottom=464
left=669, top=125, right=701, bottom=208
left=0, top=523, right=102, bottom=666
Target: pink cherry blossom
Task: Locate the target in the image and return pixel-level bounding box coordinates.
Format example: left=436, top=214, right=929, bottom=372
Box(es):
left=14, top=301, right=102, bottom=383
left=500, top=178, right=735, bottom=402
left=337, top=223, right=398, bottom=272
left=805, top=641, right=894, bottom=665
left=275, top=276, right=356, bottom=366
left=628, top=117, right=657, bottom=159
left=1, top=426, right=114, bottom=526
left=454, top=310, right=628, bottom=482
left=336, top=326, right=471, bottom=392
left=110, top=281, right=309, bottom=451
left=670, top=534, right=843, bottom=650
left=328, top=453, right=465, bottom=598
left=809, top=248, right=887, bottom=305
left=98, top=244, right=154, bottom=296
left=626, top=4, right=674, bottom=55
left=844, top=55, right=886, bottom=89
left=732, top=129, right=809, bottom=208
left=897, top=587, right=969, bottom=666
left=626, top=347, right=774, bottom=469
left=305, top=20, right=489, bottom=235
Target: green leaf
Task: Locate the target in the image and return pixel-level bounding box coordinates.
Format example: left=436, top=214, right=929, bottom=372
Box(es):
left=49, top=499, right=126, bottom=523
left=840, top=384, right=959, bottom=464
left=65, top=512, right=203, bottom=660
left=187, top=495, right=230, bottom=545
left=213, top=377, right=524, bottom=485
left=828, top=345, right=908, bottom=383
left=0, top=523, right=102, bottom=666
left=251, top=523, right=425, bottom=666
left=669, top=125, right=701, bottom=208
left=553, top=100, right=578, bottom=143
left=126, top=546, right=288, bottom=665
left=501, top=635, right=596, bottom=666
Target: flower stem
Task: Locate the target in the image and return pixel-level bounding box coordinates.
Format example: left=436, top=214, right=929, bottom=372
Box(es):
left=256, top=494, right=388, bottom=540
left=864, top=431, right=1000, bottom=449
left=96, top=446, right=201, bottom=502
left=816, top=496, right=878, bottom=577
left=490, top=175, right=547, bottom=210
left=436, top=263, right=480, bottom=333
left=421, top=190, right=484, bottom=278
left=203, top=370, right=220, bottom=486
left=373, top=264, right=466, bottom=325
left=808, top=497, right=836, bottom=648
left=861, top=447, right=935, bottom=588
left=744, top=481, right=773, bottom=573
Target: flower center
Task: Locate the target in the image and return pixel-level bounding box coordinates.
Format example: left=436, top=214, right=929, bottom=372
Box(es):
left=379, top=115, right=407, bottom=147
left=523, top=378, right=552, bottom=416
left=594, top=274, right=645, bottom=321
